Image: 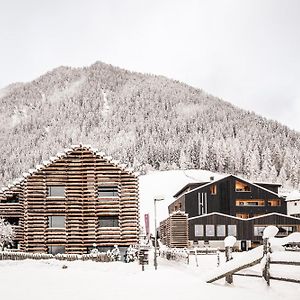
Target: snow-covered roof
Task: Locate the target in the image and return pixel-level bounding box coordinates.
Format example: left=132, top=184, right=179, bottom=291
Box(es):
left=181, top=174, right=281, bottom=198
left=188, top=212, right=300, bottom=222
left=1, top=144, right=137, bottom=192
left=286, top=190, right=300, bottom=201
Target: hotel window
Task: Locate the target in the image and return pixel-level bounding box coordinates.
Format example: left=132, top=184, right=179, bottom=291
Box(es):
left=98, top=186, right=119, bottom=197
left=210, top=184, right=217, bottom=195
left=235, top=180, right=251, bottom=192
left=236, top=213, right=250, bottom=219
left=205, top=225, right=215, bottom=237
left=48, top=216, right=65, bottom=228
left=254, top=226, right=266, bottom=236
left=47, top=186, right=65, bottom=198
left=267, top=199, right=281, bottom=206
left=236, top=199, right=264, bottom=206
left=98, top=216, right=119, bottom=227
left=216, top=225, right=226, bottom=237
left=48, top=245, right=65, bottom=255
left=5, top=217, right=19, bottom=226
left=228, top=225, right=237, bottom=236
left=195, top=225, right=204, bottom=237
left=277, top=226, right=294, bottom=236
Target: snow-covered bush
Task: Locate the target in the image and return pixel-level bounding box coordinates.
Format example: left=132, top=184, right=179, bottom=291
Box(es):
left=124, top=245, right=137, bottom=263
left=0, top=218, right=15, bottom=251
left=107, top=245, right=121, bottom=261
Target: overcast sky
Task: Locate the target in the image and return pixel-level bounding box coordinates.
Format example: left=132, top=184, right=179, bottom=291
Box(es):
left=1, top=0, right=300, bottom=131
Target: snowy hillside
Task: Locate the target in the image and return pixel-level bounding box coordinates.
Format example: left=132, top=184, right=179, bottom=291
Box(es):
left=139, top=169, right=225, bottom=232
left=1, top=62, right=300, bottom=188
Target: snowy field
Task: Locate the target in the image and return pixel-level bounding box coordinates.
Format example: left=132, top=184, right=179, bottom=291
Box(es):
left=1, top=252, right=299, bottom=300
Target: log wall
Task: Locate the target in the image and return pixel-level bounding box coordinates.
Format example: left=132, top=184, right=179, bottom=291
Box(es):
left=0, top=145, right=139, bottom=254
left=160, top=212, right=188, bottom=248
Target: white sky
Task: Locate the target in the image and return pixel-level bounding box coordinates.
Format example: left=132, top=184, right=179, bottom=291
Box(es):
left=1, top=0, right=300, bottom=131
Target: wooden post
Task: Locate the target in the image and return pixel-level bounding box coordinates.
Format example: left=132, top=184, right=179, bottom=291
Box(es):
left=194, top=248, right=199, bottom=267
left=225, top=246, right=233, bottom=284
left=262, top=237, right=271, bottom=286
left=217, top=249, right=220, bottom=267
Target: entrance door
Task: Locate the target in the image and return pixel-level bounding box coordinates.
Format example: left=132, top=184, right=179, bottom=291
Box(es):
left=241, top=240, right=247, bottom=251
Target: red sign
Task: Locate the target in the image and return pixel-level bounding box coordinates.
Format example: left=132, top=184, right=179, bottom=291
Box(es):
left=144, top=214, right=150, bottom=235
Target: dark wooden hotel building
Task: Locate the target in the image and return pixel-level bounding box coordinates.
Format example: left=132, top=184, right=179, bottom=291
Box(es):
left=0, top=145, right=139, bottom=254
left=161, top=175, right=300, bottom=249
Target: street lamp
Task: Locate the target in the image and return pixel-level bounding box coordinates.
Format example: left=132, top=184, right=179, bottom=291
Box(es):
left=154, top=196, right=164, bottom=270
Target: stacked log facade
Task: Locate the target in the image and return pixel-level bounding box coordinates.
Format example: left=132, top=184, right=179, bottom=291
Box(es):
left=159, top=212, right=188, bottom=248
left=0, top=145, right=139, bottom=254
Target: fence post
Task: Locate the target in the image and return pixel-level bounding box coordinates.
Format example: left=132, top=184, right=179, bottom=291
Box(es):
left=194, top=248, right=199, bottom=267
left=262, top=237, right=270, bottom=286
left=217, top=248, right=220, bottom=267
left=225, top=246, right=233, bottom=284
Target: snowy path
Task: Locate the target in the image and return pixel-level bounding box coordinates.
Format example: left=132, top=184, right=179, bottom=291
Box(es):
left=1, top=255, right=300, bottom=300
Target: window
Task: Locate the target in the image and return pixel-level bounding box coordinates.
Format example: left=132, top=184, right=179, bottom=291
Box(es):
left=47, top=186, right=65, bottom=198
left=5, top=217, right=19, bottom=226
left=228, top=225, right=237, bottom=236
left=216, top=225, right=226, bottom=237
left=48, top=216, right=65, bottom=228
left=210, top=184, right=217, bottom=195
left=99, top=216, right=119, bottom=227
left=98, top=186, right=119, bottom=197
left=254, top=226, right=266, bottom=236
left=267, top=199, right=281, bottom=206
left=48, top=245, right=65, bottom=255
left=236, top=199, right=264, bottom=206
left=277, top=226, right=294, bottom=236
left=195, top=225, right=204, bottom=237
left=235, top=180, right=251, bottom=192
left=236, top=213, right=250, bottom=219
left=2, top=194, right=19, bottom=203
left=205, top=225, right=215, bottom=237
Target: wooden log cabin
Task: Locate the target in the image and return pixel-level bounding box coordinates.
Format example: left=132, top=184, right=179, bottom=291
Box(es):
left=0, top=145, right=139, bottom=254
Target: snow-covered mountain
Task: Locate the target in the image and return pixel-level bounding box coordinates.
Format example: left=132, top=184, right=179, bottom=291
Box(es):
left=0, top=61, right=300, bottom=188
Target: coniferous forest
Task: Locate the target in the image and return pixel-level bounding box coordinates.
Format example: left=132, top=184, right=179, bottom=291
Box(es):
left=0, top=62, right=299, bottom=188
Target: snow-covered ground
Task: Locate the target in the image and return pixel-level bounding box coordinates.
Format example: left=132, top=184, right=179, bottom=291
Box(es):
left=139, top=169, right=224, bottom=232
left=1, top=252, right=299, bottom=300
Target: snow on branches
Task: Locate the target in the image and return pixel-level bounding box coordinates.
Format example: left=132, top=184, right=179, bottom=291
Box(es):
left=0, top=218, right=15, bottom=251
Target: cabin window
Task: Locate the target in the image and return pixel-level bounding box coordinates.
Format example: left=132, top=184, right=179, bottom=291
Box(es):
left=216, top=225, right=226, bottom=237
left=254, top=226, right=266, bottom=236
left=98, top=186, right=119, bottom=197
left=47, top=186, right=65, bottom=198
left=48, top=216, right=65, bottom=228
left=267, top=199, right=281, bottom=206
left=236, top=199, right=264, bottom=206
left=235, top=180, right=251, bottom=192
left=205, top=225, right=215, bottom=237
left=228, top=225, right=237, bottom=236
left=48, top=245, right=65, bottom=255
left=236, top=213, right=250, bottom=219
left=5, top=217, right=19, bottom=226
left=210, top=184, right=217, bottom=195
left=194, top=225, right=204, bottom=237
left=3, top=194, right=19, bottom=203
left=98, top=216, right=119, bottom=227
left=277, top=226, right=294, bottom=236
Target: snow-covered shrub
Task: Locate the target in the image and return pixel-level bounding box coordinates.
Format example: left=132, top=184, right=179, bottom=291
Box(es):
left=124, top=245, right=137, bottom=263
left=107, top=245, right=121, bottom=261
left=0, top=218, right=15, bottom=251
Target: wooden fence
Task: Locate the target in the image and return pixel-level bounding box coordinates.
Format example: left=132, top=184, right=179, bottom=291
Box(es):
left=0, top=251, right=110, bottom=262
